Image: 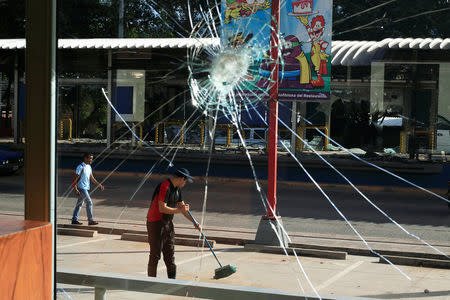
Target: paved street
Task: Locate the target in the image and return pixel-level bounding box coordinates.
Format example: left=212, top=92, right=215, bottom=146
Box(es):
left=0, top=171, right=449, bottom=242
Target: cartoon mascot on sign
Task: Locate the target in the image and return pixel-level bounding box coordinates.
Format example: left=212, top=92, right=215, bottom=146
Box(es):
left=297, top=15, right=329, bottom=88
left=225, top=0, right=271, bottom=24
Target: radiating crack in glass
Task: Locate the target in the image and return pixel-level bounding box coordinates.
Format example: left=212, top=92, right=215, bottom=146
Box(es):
left=56, top=0, right=450, bottom=298
left=57, top=90, right=188, bottom=210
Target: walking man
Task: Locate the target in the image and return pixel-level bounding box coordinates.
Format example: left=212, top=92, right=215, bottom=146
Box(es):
left=146, top=168, right=200, bottom=279
left=72, top=153, right=104, bottom=225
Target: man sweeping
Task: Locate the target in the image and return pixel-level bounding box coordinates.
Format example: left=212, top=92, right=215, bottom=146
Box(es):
left=146, top=168, right=200, bottom=279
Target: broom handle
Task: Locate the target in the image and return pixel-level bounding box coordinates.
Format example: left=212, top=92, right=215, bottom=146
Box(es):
left=187, top=210, right=223, bottom=268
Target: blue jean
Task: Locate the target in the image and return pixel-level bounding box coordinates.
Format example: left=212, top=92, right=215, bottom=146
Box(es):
left=72, top=189, right=94, bottom=221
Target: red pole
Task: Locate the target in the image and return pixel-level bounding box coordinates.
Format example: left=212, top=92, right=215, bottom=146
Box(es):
left=266, top=0, right=280, bottom=219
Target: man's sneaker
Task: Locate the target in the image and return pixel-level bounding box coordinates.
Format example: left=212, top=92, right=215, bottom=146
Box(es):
left=71, top=220, right=82, bottom=225
left=88, top=221, right=99, bottom=226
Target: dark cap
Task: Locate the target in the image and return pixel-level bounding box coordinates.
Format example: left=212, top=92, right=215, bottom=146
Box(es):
left=174, top=168, right=194, bottom=183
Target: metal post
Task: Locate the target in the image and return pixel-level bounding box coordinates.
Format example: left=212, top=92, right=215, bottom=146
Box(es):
left=95, top=287, right=106, bottom=300
left=254, top=0, right=287, bottom=247
left=13, top=54, right=19, bottom=143
left=290, top=101, right=297, bottom=153
left=25, top=0, right=56, bottom=297
left=118, top=0, right=124, bottom=38
left=266, top=0, right=280, bottom=219
left=107, top=50, right=112, bottom=147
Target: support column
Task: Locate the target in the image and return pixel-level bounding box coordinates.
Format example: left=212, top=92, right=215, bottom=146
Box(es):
left=25, top=0, right=56, bottom=222
left=107, top=50, right=112, bottom=147
left=370, top=62, right=385, bottom=114
left=13, top=54, right=19, bottom=143
left=25, top=0, right=56, bottom=297
left=290, top=101, right=297, bottom=153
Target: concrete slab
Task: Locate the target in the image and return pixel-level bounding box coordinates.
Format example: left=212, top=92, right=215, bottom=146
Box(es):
left=55, top=233, right=450, bottom=300
left=380, top=255, right=450, bottom=269
left=121, top=232, right=216, bottom=248
left=56, top=217, right=450, bottom=265
left=57, top=227, right=97, bottom=237
left=244, top=243, right=347, bottom=260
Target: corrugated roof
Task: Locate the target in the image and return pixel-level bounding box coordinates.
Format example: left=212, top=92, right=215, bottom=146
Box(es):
left=331, top=38, right=450, bottom=66
left=58, top=38, right=219, bottom=49
left=0, top=38, right=219, bottom=50
left=0, top=37, right=448, bottom=66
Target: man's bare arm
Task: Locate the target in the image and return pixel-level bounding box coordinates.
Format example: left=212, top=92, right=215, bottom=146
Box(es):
left=73, top=173, right=81, bottom=194
left=178, top=201, right=201, bottom=231
left=159, top=201, right=188, bottom=215
left=90, top=174, right=104, bottom=190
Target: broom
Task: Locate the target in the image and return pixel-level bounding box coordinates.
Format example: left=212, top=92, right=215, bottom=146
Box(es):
left=187, top=210, right=237, bottom=279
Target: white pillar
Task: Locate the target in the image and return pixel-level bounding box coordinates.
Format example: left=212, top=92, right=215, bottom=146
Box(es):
left=370, top=62, right=385, bottom=113
left=290, top=101, right=297, bottom=153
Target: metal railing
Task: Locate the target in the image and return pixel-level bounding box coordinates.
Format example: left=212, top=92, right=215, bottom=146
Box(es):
left=59, top=118, right=73, bottom=140
left=201, top=123, right=233, bottom=148
left=400, top=130, right=435, bottom=154
left=415, top=129, right=435, bottom=151
left=113, top=122, right=143, bottom=148
left=155, top=121, right=184, bottom=145
left=296, top=126, right=329, bottom=151
left=56, top=269, right=339, bottom=300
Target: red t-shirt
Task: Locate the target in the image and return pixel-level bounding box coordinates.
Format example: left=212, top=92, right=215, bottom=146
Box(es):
left=147, top=180, right=170, bottom=222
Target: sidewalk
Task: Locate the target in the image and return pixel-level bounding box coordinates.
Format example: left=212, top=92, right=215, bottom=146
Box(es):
left=57, top=214, right=450, bottom=260
left=55, top=232, right=450, bottom=300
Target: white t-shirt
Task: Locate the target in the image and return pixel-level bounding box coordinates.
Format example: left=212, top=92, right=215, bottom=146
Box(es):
left=76, top=162, right=92, bottom=190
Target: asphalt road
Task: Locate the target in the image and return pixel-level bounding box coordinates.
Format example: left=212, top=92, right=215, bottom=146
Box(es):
left=1, top=172, right=449, bottom=242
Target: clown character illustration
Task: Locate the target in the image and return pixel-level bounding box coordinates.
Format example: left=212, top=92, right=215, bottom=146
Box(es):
left=224, top=0, right=271, bottom=24
left=280, top=35, right=311, bottom=89
left=256, top=35, right=311, bottom=89
left=224, top=0, right=243, bottom=24
left=297, top=15, right=329, bottom=88
left=228, top=32, right=253, bottom=48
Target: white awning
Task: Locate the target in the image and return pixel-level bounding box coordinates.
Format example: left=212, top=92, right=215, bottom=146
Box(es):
left=0, top=38, right=219, bottom=50
left=0, top=37, right=448, bottom=66
left=377, top=117, right=403, bottom=127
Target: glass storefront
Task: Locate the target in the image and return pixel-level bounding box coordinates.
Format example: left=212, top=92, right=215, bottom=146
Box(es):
left=1, top=0, right=449, bottom=299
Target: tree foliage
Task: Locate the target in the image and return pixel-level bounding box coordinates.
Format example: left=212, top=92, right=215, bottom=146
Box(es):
left=0, top=0, right=449, bottom=39
left=333, top=0, right=450, bottom=40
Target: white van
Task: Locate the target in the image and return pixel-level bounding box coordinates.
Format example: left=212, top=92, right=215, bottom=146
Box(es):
left=436, top=115, right=450, bottom=153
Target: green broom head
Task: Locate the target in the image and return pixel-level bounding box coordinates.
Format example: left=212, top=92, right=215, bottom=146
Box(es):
left=214, top=264, right=236, bottom=279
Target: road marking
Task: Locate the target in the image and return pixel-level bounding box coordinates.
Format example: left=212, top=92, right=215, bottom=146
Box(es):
left=57, top=237, right=112, bottom=249
left=316, top=261, right=364, bottom=291
left=168, top=251, right=214, bottom=268
left=136, top=250, right=220, bottom=275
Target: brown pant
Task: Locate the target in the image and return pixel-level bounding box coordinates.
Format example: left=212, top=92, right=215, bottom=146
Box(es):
left=147, top=220, right=176, bottom=278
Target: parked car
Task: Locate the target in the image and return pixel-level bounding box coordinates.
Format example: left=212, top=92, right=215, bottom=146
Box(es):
left=0, top=149, right=24, bottom=174
left=436, top=115, right=450, bottom=153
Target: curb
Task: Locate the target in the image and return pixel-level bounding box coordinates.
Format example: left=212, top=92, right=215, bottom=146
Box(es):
left=288, top=243, right=450, bottom=261
left=244, top=243, right=347, bottom=260
left=58, top=224, right=248, bottom=245
left=57, top=224, right=450, bottom=269
left=380, top=255, right=450, bottom=269
left=57, top=227, right=97, bottom=237
left=121, top=232, right=216, bottom=248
